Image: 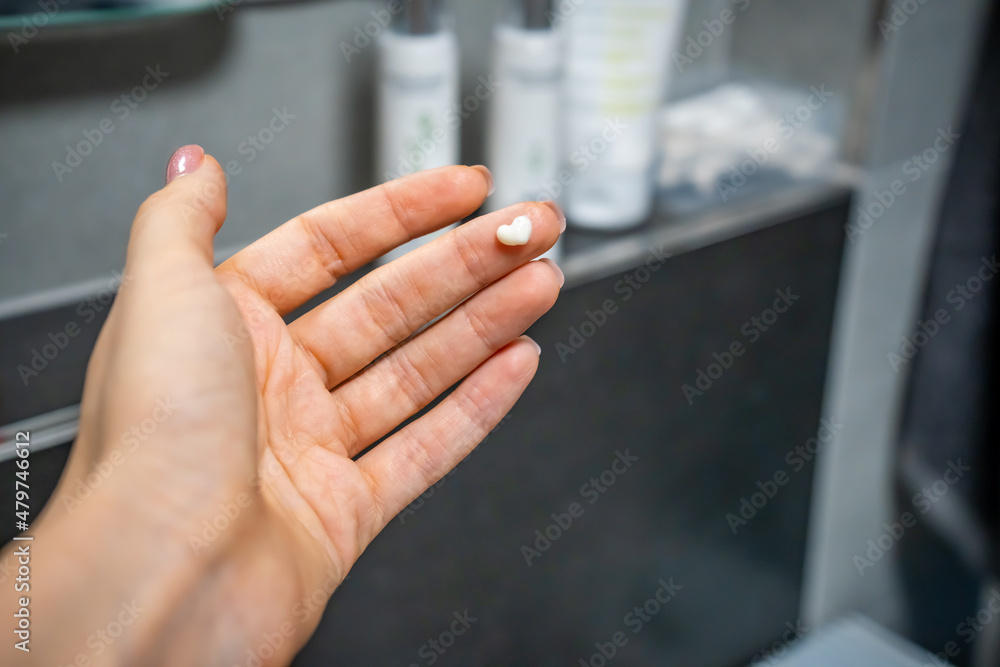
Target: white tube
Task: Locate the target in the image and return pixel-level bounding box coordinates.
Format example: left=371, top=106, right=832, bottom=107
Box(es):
left=562, top=0, right=688, bottom=230
left=486, top=4, right=563, bottom=261
left=375, top=2, right=460, bottom=265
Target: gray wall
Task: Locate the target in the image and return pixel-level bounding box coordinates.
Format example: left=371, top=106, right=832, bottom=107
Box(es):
left=0, top=0, right=875, bottom=315
left=0, top=1, right=377, bottom=311
left=803, top=0, right=992, bottom=636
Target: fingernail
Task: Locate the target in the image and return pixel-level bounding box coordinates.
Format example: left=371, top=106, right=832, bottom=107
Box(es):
left=543, top=200, right=566, bottom=233
left=166, top=144, right=205, bottom=184
left=523, top=336, right=542, bottom=355
left=538, top=257, right=564, bottom=287
left=471, top=165, right=495, bottom=197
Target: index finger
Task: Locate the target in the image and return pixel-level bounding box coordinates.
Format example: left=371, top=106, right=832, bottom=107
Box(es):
left=217, top=165, right=493, bottom=314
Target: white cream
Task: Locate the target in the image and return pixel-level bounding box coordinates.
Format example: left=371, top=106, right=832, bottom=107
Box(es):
left=496, top=215, right=532, bottom=246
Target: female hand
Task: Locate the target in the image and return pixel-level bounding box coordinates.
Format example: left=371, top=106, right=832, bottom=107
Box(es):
left=5, top=146, right=563, bottom=666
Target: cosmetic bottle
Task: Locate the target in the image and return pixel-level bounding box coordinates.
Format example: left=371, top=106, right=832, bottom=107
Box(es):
left=376, top=0, right=460, bottom=265
left=562, top=0, right=688, bottom=230
left=486, top=0, right=562, bottom=262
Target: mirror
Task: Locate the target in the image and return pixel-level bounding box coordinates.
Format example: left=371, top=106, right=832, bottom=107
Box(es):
left=0, top=0, right=220, bottom=29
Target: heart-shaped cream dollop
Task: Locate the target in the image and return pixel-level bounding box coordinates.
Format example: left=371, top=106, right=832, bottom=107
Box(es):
left=496, top=215, right=532, bottom=246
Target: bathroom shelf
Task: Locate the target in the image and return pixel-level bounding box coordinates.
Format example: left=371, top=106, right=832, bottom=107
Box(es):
left=560, top=170, right=857, bottom=290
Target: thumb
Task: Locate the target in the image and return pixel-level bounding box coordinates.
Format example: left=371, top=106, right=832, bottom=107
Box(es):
left=125, top=145, right=228, bottom=276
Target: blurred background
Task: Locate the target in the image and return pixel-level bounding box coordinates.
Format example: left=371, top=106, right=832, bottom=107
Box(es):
left=0, top=0, right=998, bottom=664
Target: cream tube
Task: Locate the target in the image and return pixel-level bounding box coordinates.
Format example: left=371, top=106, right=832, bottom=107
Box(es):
left=486, top=0, right=562, bottom=262
left=375, top=0, right=460, bottom=265
left=562, top=0, right=688, bottom=230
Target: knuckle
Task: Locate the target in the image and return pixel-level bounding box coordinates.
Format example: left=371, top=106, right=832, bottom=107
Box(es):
left=451, top=230, right=490, bottom=287
left=390, top=349, right=437, bottom=408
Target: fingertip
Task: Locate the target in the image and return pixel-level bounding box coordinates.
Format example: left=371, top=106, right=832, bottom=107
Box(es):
left=131, top=146, right=229, bottom=266
left=520, top=335, right=542, bottom=356
left=511, top=335, right=543, bottom=378
left=541, top=200, right=566, bottom=233
left=491, top=336, right=541, bottom=389
left=161, top=150, right=228, bottom=233
left=495, top=335, right=542, bottom=381
left=166, top=144, right=205, bottom=184
left=536, top=257, right=565, bottom=288
left=470, top=165, right=495, bottom=197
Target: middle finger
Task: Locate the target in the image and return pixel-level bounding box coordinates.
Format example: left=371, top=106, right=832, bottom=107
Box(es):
left=288, top=201, right=564, bottom=389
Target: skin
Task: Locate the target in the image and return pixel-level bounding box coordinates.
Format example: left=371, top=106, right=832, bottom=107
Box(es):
left=1, top=151, right=563, bottom=666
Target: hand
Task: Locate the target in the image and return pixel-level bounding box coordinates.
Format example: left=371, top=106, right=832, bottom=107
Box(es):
left=6, top=146, right=563, bottom=666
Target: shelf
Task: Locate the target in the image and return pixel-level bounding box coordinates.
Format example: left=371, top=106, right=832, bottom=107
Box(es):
left=561, top=172, right=856, bottom=290
left=0, top=1, right=216, bottom=30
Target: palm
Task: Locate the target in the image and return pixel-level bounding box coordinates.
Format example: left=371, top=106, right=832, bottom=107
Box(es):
left=20, top=162, right=561, bottom=667
left=213, top=166, right=564, bottom=594
left=240, top=296, right=379, bottom=579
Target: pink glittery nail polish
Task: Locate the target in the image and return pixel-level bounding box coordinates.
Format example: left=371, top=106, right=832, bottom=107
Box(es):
left=165, top=145, right=205, bottom=184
